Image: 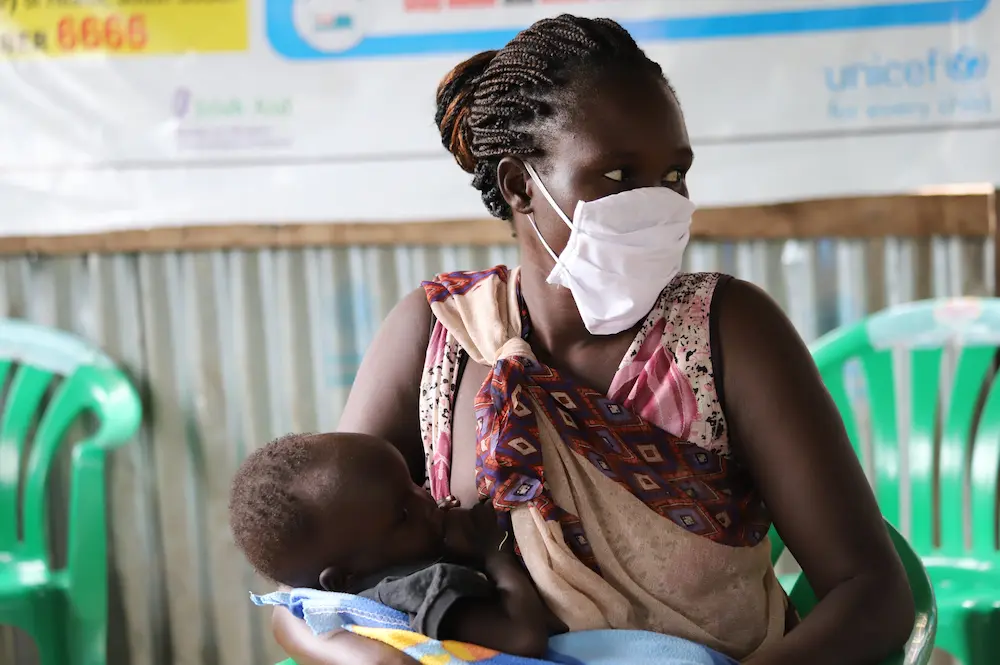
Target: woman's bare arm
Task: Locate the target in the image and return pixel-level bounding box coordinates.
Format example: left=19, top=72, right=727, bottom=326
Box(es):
left=717, top=279, right=914, bottom=665
left=272, top=288, right=433, bottom=664
left=338, top=287, right=433, bottom=480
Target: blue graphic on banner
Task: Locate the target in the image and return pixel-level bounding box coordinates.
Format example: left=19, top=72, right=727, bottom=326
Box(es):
left=824, top=44, right=992, bottom=122
left=267, top=0, right=991, bottom=61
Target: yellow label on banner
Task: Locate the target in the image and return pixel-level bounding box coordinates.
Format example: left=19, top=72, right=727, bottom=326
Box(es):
left=0, top=0, right=247, bottom=58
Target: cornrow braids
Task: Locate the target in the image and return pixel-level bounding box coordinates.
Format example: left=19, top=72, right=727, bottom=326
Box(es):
left=435, top=15, right=667, bottom=220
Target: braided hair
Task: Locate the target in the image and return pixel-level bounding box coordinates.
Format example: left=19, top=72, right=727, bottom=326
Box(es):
left=435, top=15, right=669, bottom=220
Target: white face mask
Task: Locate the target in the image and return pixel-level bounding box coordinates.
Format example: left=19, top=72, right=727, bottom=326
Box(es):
left=524, top=162, right=695, bottom=336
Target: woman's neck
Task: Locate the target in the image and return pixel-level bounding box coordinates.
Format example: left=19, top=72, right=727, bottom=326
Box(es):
left=518, top=262, right=593, bottom=357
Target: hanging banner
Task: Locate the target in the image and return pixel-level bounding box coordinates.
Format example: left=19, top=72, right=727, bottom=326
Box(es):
left=0, top=0, right=247, bottom=58
left=0, top=0, right=997, bottom=235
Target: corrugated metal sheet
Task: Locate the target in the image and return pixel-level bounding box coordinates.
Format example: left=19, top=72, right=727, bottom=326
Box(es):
left=0, top=238, right=991, bottom=665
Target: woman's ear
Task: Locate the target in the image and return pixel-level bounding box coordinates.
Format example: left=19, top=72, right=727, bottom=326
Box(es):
left=497, top=157, right=533, bottom=217
left=318, top=566, right=352, bottom=592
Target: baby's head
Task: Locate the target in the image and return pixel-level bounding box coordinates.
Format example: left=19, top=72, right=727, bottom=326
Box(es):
left=229, top=432, right=445, bottom=591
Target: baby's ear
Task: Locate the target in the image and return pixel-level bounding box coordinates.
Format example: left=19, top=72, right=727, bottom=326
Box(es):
left=318, top=566, right=351, bottom=592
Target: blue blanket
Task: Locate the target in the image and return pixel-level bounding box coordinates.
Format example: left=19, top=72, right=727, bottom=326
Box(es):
left=253, top=589, right=737, bottom=665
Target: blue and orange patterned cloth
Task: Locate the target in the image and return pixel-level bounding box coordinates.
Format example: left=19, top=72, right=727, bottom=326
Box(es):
left=253, top=588, right=736, bottom=665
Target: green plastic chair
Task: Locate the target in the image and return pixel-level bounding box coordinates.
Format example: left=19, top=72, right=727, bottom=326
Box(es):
left=810, top=297, right=1000, bottom=665
left=0, top=320, right=142, bottom=665
left=770, top=522, right=937, bottom=664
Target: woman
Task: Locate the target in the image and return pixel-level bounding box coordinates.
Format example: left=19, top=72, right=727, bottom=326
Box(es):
left=274, top=15, right=914, bottom=665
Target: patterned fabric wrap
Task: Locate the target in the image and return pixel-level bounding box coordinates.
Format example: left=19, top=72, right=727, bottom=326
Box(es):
left=425, top=266, right=770, bottom=568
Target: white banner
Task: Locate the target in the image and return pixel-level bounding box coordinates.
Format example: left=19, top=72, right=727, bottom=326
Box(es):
left=0, top=0, right=997, bottom=235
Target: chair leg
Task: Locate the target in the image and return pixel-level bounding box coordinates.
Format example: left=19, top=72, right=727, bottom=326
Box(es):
left=935, top=604, right=972, bottom=665
left=935, top=600, right=1000, bottom=665
left=4, top=594, right=70, bottom=665
left=31, top=630, right=69, bottom=665
left=68, top=616, right=108, bottom=665
left=962, top=606, right=1000, bottom=665
left=25, top=607, right=68, bottom=665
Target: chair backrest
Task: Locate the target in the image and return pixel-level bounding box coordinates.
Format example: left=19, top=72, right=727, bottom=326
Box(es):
left=770, top=522, right=937, bottom=665
left=809, top=298, right=1000, bottom=559
left=0, top=319, right=141, bottom=574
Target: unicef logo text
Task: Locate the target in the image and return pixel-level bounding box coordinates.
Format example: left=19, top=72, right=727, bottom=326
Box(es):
left=825, top=47, right=989, bottom=91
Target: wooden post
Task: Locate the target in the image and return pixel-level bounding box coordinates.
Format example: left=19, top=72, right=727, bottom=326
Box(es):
left=994, top=187, right=1000, bottom=297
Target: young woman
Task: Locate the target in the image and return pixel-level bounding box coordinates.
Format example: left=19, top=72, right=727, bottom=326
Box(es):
left=273, top=15, right=914, bottom=665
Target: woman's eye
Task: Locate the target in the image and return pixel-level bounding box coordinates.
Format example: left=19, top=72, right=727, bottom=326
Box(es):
left=663, top=170, right=685, bottom=185
left=603, top=169, right=624, bottom=182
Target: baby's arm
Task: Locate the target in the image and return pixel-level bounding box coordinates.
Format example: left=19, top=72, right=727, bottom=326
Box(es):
left=439, top=551, right=550, bottom=658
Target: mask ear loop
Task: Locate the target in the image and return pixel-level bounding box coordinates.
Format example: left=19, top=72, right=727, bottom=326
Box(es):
left=527, top=213, right=560, bottom=264
left=524, top=162, right=574, bottom=270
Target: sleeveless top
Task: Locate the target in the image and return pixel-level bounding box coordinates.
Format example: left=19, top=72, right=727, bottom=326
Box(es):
left=417, top=267, right=784, bottom=659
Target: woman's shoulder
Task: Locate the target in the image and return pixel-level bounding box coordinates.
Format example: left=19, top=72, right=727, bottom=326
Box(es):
left=655, top=272, right=781, bottom=375
left=337, top=285, right=433, bottom=469
left=665, top=275, right=792, bottom=454
left=710, top=276, right=796, bottom=347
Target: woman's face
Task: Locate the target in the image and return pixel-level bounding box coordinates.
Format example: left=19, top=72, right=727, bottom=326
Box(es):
left=510, top=69, right=693, bottom=261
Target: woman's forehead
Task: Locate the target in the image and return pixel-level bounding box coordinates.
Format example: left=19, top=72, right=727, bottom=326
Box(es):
left=547, top=72, right=690, bottom=162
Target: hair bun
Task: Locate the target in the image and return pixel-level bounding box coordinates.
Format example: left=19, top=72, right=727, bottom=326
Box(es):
left=435, top=50, right=497, bottom=173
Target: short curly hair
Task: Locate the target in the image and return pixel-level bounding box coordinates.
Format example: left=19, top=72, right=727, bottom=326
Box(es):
left=229, top=433, right=332, bottom=584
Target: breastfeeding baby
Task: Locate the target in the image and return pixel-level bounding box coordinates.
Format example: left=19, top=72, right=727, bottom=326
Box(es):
left=228, top=432, right=555, bottom=658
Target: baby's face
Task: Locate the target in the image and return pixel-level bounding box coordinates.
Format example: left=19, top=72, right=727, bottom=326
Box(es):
left=314, top=437, right=446, bottom=586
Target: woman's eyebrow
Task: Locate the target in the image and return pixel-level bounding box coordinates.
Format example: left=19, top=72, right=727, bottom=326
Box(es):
left=589, top=147, right=694, bottom=164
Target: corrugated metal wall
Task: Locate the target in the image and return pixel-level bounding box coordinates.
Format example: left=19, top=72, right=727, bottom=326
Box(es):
left=0, top=237, right=992, bottom=665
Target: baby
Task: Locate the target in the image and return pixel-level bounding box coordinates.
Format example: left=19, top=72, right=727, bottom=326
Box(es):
left=228, top=431, right=552, bottom=657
